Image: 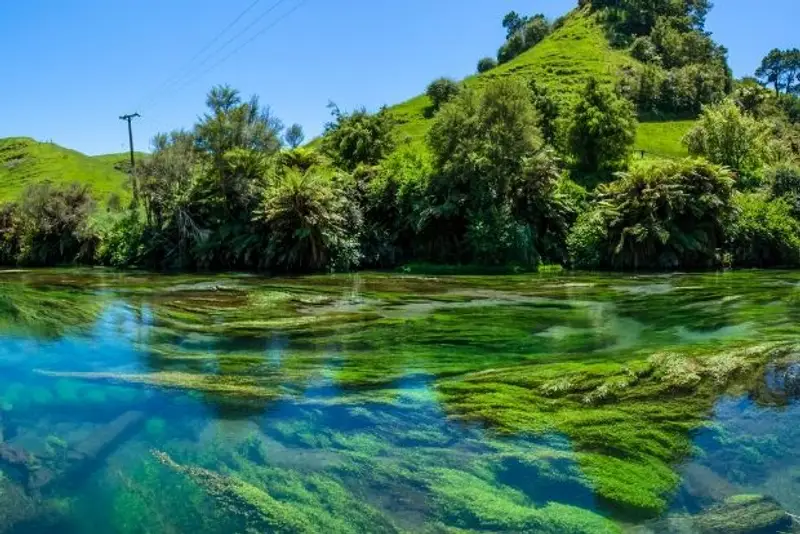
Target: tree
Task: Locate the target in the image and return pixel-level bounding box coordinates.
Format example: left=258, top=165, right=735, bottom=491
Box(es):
left=683, top=99, right=769, bottom=179
left=529, top=80, right=561, bottom=147
left=256, top=168, right=360, bottom=271
left=727, top=192, right=800, bottom=267
left=522, top=15, right=550, bottom=49
left=568, top=78, right=637, bottom=180
left=426, top=78, right=461, bottom=113
left=477, top=57, right=497, bottom=74
left=502, top=11, right=527, bottom=38
left=322, top=104, right=396, bottom=171
left=497, top=32, right=526, bottom=64
left=195, top=85, right=283, bottom=168
left=425, top=78, right=565, bottom=265
left=284, top=124, right=305, bottom=149
left=756, top=49, right=800, bottom=96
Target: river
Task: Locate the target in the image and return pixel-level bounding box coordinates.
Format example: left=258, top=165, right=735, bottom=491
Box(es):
left=0, top=269, right=798, bottom=533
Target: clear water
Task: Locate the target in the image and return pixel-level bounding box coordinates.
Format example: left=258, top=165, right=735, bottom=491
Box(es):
left=0, top=269, right=798, bottom=533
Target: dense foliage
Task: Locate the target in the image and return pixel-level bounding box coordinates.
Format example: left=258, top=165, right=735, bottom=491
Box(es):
left=568, top=159, right=734, bottom=270
left=425, top=78, right=461, bottom=114
left=3, top=0, right=800, bottom=273
left=568, top=78, right=637, bottom=182
left=497, top=12, right=551, bottom=65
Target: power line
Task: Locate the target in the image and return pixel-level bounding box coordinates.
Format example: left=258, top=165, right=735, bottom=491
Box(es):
left=135, top=0, right=263, bottom=110
left=136, top=0, right=293, bottom=112
left=170, top=0, right=308, bottom=95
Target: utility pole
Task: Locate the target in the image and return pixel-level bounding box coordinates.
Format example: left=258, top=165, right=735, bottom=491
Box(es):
left=120, top=113, right=141, bottom=204
left=119, top=113, right=141, bottom=170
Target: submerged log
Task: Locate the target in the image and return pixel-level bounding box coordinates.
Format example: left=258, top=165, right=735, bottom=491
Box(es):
left=24, top=410, right=147, bottom=492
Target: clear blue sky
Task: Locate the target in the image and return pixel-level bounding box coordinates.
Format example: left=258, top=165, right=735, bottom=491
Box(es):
left=0, top=0, right=796, bottom=155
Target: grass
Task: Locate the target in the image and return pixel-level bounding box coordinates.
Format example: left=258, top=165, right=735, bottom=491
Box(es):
left=634, top=120, right=694, bottom=159
left=387, top=8, right=693, bottom=159
left=0, top=137, right=133, bottom=203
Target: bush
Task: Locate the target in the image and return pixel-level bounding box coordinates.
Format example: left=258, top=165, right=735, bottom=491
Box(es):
left=361, top=146, right=430, bottom=267
left=426, top=78, right=461, bottom=114
left=95, top=210, right=145, bottom=267
left=568, top=78, right=637, bottom=182
left=497, top=33, right=526, bottom=64
left=568, top=159, right=734, bottom=270
left=727, top=192, right=800, bottom=267
left=256, top=168, right=361, bottom=272
left=477, top=57, right=497, bottom=74
left=522, top=15, right=550, bottom=48
left=630, top=36, right=661, bottom=64
left=17, top=182, right=97, bottom=266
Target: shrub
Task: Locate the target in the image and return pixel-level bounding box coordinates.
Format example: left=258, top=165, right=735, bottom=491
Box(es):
left=477, top=57, right=497, bottom=74
left=522, top=15, right=550, bottom=49
left=727, top=192, right=800, bottom=267
left=498, top=33, right=526, bottom=64
left=426, top=78, right=462, bottom=114
left=95, top=210, right=145, bottom=267
left=16, top=182, right=97, bottom=266
left=768, top=164, right=800, bottom=217
left=568, top=159, right=734, bottom=270
left=256, top=168, right=361, bottom=272
left=361, top=146, right=430, bottom=267
left=630, top=37, right=661, bottom=65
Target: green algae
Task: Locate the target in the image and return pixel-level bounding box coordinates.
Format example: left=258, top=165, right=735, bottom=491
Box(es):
left=2, top=269, right=800, bottom=531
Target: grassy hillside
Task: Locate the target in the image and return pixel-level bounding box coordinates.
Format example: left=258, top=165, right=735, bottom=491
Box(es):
left=0, top=138, right=132, bottom=203
left=91, top=152, right=148, bottom=171
left=389, top=8, right=691, bottom=158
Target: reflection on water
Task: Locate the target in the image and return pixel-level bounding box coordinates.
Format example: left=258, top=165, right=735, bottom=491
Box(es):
left=0, top=269, right=798, bottom=533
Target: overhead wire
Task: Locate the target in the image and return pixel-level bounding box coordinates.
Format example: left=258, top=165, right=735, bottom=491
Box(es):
left=134, top=0, right=302, bottom=112
left=168, top=0, right=309, bottom=95
left=133, top=0, right=264, bottom=111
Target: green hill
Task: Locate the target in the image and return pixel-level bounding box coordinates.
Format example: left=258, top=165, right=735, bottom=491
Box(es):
left=389, top=8, right=693, bottom=159
left=0, top=137, right=132, bottom=203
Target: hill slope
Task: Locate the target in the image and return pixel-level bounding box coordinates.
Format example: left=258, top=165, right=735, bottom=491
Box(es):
left=389, top=8, right=693, bottom=159
left=0, top=138, right=132, bottom=203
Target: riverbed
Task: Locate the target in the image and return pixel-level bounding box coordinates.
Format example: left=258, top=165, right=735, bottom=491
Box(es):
left=0, top=269, right=798, bottom=533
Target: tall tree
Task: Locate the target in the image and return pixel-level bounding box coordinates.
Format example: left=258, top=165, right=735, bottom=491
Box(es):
left=284, top=123, right=305, bottom=149
left=756, top=49, right=800, bottom=95
left=322, top=104, right=396, bottom=171
left=502, top=11, right=527, bottom=38
left=195, top=85, right=283, bottom=167
left=568, top=78, right=637, bottom=180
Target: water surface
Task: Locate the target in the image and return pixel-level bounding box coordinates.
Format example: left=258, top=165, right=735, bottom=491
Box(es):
left=0, top=269, right=798, bottom=533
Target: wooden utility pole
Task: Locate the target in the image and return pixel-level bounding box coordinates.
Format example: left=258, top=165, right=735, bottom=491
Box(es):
left=119, top=113, right=141, bottom=170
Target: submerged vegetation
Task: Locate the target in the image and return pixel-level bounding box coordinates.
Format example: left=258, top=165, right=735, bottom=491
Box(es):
left=0, top=270, right=799, bottom=532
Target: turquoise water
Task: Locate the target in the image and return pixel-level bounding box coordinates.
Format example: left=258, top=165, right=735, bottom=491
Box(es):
left=0, top=269, right=798, bottom=533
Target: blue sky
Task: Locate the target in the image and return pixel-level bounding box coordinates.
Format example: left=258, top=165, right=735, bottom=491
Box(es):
left=0, top=0, right=796, bottom=155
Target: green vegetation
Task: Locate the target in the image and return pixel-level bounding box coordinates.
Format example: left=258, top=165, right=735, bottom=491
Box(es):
left=2, top=1, right=800, bottom=274
left=2, top=268, right=798, bottom=532
left=0, top=137, right=131, bottom=203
